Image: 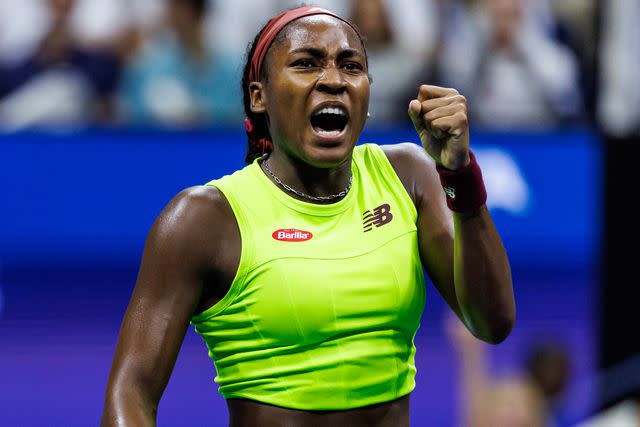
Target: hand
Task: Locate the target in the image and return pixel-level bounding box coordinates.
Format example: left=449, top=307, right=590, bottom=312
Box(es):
left=408, top=85, right=470, bottom=171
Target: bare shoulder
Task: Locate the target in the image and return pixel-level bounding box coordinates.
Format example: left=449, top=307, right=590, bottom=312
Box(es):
left=164, top=185, right=231, bottom=220
left=379, top=142, right=439, bottom=207
left=380, top=142, right=433, bottom=164
left=148, top=185, right=236, bottom=252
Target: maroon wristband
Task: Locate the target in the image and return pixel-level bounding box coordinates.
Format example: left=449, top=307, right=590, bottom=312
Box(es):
left=435, top=150, right=487, bottom=213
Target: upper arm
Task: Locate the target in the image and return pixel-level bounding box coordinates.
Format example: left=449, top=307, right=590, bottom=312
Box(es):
left=103, top=185, right=228, bottom=412
left=381, top=143, right=461, bottom=317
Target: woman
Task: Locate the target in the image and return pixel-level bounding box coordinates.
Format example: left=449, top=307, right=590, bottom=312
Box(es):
left=101, top=6, right=515, bottom=426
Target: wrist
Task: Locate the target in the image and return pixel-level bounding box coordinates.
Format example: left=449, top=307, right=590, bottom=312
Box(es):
left=436, top=150, right=487, bottom=213
left=440, top=152, right=471, bottom=171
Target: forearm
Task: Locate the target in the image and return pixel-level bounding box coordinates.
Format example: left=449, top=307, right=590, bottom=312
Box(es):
left=453, top=205, right=515, bottom=344
left=407, top=85, right=515, bottom=342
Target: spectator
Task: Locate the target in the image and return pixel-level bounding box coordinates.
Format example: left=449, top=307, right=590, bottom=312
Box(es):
left=0, top=0, right=121, bottom=129
left=598, top=2, right=640, bottom=420
left=547, top=0, right=598, bottom=117
left=437, top=0, right=582, bottom=129
left=117, top=0, right=243, bottom=127
left=447, top=314, right=574, bottom=426
left=598, top=0, right=640, bottom=138
left=205, top=0, right=280, bottom=57
left=525, top=342, right=572, bottom=425
left=348, top=0, right=438, bottom=123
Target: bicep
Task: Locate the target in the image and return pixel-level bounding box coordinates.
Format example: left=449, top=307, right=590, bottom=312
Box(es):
left=382, top=143, right=461, bottom=317
left=413, top=154, right=462, bottom=319
left=112, top=236, right=203, bottom=399
left=106, top=189, right=211, bottom=405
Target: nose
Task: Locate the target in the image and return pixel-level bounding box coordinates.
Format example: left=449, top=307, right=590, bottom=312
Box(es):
left=316, top=66, right=347, bottom=95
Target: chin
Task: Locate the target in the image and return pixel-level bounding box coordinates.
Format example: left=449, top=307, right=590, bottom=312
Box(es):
left=303, top=138, right=355, bottom=168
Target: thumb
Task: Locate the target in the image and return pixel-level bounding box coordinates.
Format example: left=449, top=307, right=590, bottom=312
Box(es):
left=408, top=99, right=425, bottom=135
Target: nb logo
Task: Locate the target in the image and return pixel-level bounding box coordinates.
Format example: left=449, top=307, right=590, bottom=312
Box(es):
left=363, top=203, right=393, bottom=232
left=443, top=186, right=456, bottom=199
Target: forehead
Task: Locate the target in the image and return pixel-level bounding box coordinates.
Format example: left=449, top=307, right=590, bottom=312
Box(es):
left=278, top=15, right=364, bottom=53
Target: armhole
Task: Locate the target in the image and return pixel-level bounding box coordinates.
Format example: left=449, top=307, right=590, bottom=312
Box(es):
left=190, top=183, right=253, bottom=323
left=365, top=143, right=419, bottom=222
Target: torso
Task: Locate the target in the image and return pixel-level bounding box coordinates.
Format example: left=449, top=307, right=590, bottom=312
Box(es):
left=226, top=393, right=410, bottom=427
left=191, top=145, right=419, bottom=423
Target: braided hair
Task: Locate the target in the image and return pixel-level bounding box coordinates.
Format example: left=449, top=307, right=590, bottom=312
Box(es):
left=241, top=23, right=276, bottom=164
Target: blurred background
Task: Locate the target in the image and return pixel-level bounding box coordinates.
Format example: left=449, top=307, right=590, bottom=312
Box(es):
left=0, top=0, right=637, bottom=425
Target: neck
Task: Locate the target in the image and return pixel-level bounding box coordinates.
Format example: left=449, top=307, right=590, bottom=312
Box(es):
left=262, top=150, right=353, bottom=204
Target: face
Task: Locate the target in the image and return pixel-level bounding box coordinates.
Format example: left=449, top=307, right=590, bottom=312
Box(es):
left=250, top=16, right=370, bottom=168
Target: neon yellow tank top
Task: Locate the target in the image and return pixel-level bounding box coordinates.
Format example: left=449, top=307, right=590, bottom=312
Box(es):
left=191, top=144, right=426, bottom=410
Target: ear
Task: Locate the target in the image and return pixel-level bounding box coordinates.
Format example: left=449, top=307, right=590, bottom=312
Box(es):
left=249, top=82, right=267, bottom=114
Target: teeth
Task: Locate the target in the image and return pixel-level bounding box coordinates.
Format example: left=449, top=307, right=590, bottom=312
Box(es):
left=316, top=129, right=342, bottom=136
left=314, top=107, right=346, bottom=116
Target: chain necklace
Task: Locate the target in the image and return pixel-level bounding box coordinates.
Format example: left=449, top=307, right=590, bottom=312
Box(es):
left=261, top=154, right=352, bottom=202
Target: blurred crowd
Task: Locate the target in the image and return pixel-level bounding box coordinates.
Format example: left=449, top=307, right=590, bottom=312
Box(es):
left=0, top=0, right=635, bottom=135
left=447, top=314, right=572, bottom=427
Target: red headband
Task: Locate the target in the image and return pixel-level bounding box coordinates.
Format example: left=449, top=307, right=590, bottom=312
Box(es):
left=249, top=6, right=359, bottom=82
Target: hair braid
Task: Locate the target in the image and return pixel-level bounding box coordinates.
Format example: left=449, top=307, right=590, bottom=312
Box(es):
left=242, top=25, right=273, bottom=164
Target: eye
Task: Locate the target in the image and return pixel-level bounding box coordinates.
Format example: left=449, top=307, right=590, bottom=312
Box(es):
left=342, top=62, right=364, bottom=72
left=292, top=59, right=316, bottom=68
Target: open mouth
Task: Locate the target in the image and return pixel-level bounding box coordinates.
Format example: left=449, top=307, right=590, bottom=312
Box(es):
left=310, top=106, right=349, bottom=137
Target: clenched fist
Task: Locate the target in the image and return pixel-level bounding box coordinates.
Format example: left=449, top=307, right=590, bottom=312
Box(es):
left=408, top=85, right=470, bottom=171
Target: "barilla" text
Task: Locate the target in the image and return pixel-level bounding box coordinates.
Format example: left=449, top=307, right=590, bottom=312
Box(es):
left=272, top=228, right=313, bottom=242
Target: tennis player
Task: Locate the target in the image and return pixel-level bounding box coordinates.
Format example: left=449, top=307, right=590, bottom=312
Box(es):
left=102, top=6, right=515, bottom=426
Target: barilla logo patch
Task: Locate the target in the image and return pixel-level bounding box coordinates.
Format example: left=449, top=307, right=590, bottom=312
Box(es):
left=272, top=229, right=313, bottom=242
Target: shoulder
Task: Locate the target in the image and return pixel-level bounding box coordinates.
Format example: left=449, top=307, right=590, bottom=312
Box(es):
left=161, top=185, right=231, bottom=224
left=379, top=142, right=435, bottom=170
left=147, top=185, right=236, bottom=255
left=357, top=142, right=435, bottom=178
left=377, top=143, right=440, bottom=208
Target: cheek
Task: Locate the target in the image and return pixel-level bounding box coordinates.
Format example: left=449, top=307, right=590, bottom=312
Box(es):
left=352, top=79, right=371, bottom=113
left=354, top=75, right=371, bottom=97
left=270, top=77, right=311, bottom=114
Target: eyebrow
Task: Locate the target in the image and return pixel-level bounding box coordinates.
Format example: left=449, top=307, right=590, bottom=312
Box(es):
left=289, top=47, right=365, bottom=61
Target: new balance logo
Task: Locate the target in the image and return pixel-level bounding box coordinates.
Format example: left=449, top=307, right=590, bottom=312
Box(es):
left=363, top=203, right=393, bottom=232
left=443, top=186, right=456, bottom=199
